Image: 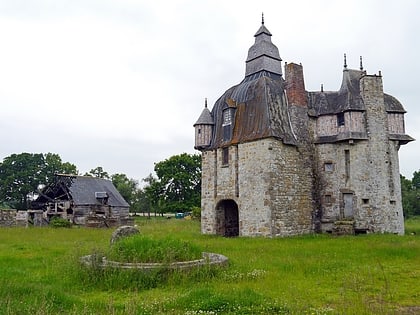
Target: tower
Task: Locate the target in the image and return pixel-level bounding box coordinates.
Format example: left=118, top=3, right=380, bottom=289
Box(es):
left=194, top=19, right=314, bottom=237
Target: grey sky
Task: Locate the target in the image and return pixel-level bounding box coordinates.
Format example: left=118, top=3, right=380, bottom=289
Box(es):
left=0, top=0, right=418, bottom=183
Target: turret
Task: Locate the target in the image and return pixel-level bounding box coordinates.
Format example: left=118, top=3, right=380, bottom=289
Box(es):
left=194, top=98, right=214, bottom=150
left=245, top=14, right=282, bottom=77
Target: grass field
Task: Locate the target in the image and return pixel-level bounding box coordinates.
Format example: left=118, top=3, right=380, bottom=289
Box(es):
left=0, top=217, right=419, bottom=314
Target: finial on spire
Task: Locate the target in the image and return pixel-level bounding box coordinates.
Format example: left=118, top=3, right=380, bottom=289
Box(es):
left=262, top=12, right=264, bottom=25
left=321, top=84, right=324, bottom=92
left=359, top=56, right=363, bottom=71
left=204, top=98, right=208, bottom=108
left=344, top=53, right=347, bottom=69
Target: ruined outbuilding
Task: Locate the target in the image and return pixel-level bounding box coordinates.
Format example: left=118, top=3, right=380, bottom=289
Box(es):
left=194, top=19, right=414, bottom=237
left=32, top=174, right=132, bottom=227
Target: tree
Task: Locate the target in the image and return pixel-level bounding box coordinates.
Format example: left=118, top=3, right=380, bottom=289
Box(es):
left=412, top=171, right=420, bottom=190
left=151, top=153, right=201, bottom=213
left=143, top=173, right=164, bottom=216
left=401, top=172, right=420, bottom=217
left=85, top=166, right=109, bottom=179
left=0, top=153, right=78, bottom=209
left=111, top=173, right=141, bottom=212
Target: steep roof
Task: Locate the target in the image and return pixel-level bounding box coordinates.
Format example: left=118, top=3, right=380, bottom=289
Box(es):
left=308, top=68, right=407, bottom=116
left=194, top=100, right=214, bottom=126
left=245, top=21, right=282, bottom=77
left=209, top=71, right=297, bottom=149
left=207, top=22, right=295, bottom=149
left=308, top=69, right=365, bottom=116
left=69, top=176, right=129, bottom=207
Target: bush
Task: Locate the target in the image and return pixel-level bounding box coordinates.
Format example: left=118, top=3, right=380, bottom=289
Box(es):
left=191, top=206, right=201, bottom=220
left=49, top=217, right=72, bottom=228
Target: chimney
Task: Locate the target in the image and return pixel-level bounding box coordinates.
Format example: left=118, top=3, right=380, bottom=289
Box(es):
left=285, top=63, right=308, bottom=107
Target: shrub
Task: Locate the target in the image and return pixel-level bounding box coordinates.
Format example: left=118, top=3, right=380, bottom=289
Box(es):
left=49, top=217, right=72, bottom=228
left=191, top=206, right=201, bottom=220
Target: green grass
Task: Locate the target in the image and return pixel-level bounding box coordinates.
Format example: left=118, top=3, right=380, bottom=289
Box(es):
left=0, top=217, right=419, bottom=314
left=108, top=234, right=202, bottom=263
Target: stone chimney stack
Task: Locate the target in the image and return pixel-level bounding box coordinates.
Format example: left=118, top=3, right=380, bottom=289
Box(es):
left=285, top=63, right=308, bottom=106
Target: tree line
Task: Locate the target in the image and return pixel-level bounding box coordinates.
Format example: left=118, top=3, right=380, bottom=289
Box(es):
left=0, top=152, right=201, bottom=215
left=400, top=172, right=420, bottom=217
left=0, top=152, right=418, bottom=218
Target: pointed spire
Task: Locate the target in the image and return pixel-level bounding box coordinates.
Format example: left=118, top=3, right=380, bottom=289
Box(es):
left=246, top=17, right=281, bottom=76
left=359, top=56, right=363, bottom=71
left=344, top=53, right=347, bottom=69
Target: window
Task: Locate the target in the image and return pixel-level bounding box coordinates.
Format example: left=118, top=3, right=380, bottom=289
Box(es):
left=324, top=194, right=332, bottom=204
left=222, top=109, right=232, bottom=126
left=345, top=149, right=350, bottom=181
left=198, top=128, right=201, bottom=134
left=337, top=112, right=345, bottom=126
left=324, top=162, right=334, bottom=172
left=222, top=147, right=229, bottom=165
left=362, top=198, right=369, bottom=205
left=222, top=108, right=234, bottom=141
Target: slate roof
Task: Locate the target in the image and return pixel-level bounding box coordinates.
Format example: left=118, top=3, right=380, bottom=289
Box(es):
left=194, top=102, right=214, bottom=126
left=308, top=69, right=364, bottom=116
left=245, top=22, right=282, bottom=76
left=308, top=68, right=407, bottom=116
left=69, top=176, right=129, bottom=207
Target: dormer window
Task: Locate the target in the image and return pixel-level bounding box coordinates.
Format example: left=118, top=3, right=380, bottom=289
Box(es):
left=222, top=108, right=235, bottom=141
left=222, top=108, right=233, bottom=126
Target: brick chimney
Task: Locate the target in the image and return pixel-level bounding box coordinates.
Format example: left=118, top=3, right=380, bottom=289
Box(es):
left=285, top=63, right=308, bottom=107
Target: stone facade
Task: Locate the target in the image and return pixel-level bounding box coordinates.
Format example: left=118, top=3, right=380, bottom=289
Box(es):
left=194, top=21, right=413, bottom=237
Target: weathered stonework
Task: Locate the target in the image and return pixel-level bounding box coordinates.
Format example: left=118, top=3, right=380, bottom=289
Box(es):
left=195, top=21, right=413, bottom=237
left=0, top=209, right=17, bottom=227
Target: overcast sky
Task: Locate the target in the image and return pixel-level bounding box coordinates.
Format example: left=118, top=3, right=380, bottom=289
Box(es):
left=0, top=0, right=419, bottom=183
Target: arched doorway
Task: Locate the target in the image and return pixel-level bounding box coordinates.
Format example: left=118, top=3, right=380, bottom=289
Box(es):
left=216, top=199, right=239, bottom=237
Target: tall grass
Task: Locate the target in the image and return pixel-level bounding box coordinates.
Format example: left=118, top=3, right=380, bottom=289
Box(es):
left=0, top=218, right=419, bottom=314
left=107, top=234, right=202, bottom=263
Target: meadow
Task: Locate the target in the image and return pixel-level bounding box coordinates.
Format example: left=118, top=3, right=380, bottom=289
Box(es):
left=0, top=217, right=419, bottom=314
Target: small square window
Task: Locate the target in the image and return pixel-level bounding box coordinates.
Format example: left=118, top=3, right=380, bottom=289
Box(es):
left=324, top=194, right=332, bottom=204
left=362, top=198, right=369, bottom=205
left=324, top=162, right=334, bottom=172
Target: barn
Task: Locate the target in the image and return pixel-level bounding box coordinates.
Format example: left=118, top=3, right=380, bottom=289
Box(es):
left=32, top=174, right=132, bottom=227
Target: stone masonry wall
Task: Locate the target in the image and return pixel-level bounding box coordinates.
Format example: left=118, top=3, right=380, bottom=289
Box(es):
left=360, top=74, right=404, bottom=234
left=0, top=209, right=17, bottom=227
left=263, top=139, right=314, bottom=236
left=201, top=137, right=315, bottom=237
left=201, top=150, right=217, bottom=234
left=316, top=74, right=404, bottom=234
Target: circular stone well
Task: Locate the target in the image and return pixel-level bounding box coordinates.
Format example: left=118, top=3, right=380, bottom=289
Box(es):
left=80, top=252, right=228, bottom=271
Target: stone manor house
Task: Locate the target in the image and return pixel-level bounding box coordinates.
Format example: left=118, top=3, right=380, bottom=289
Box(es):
left=194, top=20, right=413, bottom=237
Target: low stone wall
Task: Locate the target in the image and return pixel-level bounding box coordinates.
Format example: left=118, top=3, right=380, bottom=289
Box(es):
left=80, top=252, right=229, bottom=271
left=0, top=209, right=17, bottom=227
left=0, top=209, right=133, bottom=228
